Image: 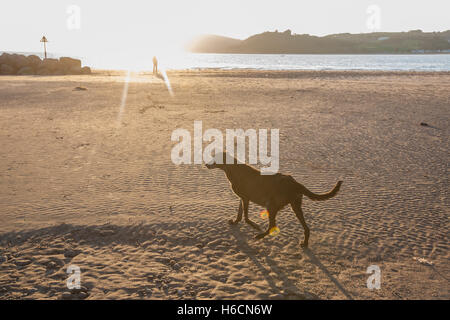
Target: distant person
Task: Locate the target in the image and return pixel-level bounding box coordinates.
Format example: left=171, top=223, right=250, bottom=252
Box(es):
left=152, top=56, right=158, bottom=74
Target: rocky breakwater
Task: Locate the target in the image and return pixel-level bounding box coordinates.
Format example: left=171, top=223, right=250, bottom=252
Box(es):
left=0, top=53, right=92, bottom=75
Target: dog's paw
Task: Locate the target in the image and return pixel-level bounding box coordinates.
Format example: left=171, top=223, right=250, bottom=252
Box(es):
left=228, top=219, right=238, bottom=225
left=300, top=242, right=309, bottom=249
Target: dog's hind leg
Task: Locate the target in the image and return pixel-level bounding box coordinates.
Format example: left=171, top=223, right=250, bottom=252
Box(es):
left=242, top=198, right=261, bottom=231
left=228, top=199, right=243, bottom=225
left=291, top=197, right=310, bottom=248
left=255, top=207, right=277, bottom=239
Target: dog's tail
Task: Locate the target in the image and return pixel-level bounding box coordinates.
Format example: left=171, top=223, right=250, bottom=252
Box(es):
left=298, top=180, right=343, bottom=201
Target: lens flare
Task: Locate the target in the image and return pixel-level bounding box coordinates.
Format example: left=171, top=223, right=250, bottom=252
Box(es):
left=116, top=70, right=131, bottom=127
left=269, top=226, right=280, bottom=236
left=260, top=210, right=269, bottom=219
left=160, top=68, right=174, bottom=97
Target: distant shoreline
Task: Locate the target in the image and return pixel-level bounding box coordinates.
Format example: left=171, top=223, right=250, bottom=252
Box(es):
left=5, top=69, right=449, bottom=77
left=2, top=51, right=450, bottom=57
left=2, top=52, right=449, bottom=72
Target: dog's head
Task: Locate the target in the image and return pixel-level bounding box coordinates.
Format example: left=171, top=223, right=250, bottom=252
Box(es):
left=205, top=151, right=237, bottom=170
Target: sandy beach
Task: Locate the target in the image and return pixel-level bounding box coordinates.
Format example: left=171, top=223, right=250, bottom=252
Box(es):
left=0, top=69, right=448, bottom=300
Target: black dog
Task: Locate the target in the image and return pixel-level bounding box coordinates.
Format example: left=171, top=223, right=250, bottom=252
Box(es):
left=206, top=152, right=342, bottom=248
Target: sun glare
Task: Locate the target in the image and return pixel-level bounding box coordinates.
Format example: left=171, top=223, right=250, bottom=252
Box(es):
left=116, top=70, right=131, bottom=127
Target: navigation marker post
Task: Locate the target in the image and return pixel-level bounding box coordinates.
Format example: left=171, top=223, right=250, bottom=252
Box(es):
left=40, top=36, right=48, bottom=59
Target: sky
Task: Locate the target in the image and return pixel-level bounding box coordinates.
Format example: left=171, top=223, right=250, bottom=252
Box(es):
left=1, top=0, right=449, bottom=66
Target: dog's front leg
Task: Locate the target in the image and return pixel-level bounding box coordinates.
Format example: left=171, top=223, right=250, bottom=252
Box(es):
left=242, top=199, right=261, bottom=231
left=255, top=208, right=277, bottom=239
left=228, top=199, right=243, bottom=225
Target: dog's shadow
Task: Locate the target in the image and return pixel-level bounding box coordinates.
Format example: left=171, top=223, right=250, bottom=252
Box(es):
left=229, top=226, right=352, bottom=300
left=303, top=249, right=353, bottom=299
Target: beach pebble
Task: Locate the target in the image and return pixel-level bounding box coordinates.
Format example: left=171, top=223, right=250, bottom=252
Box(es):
left=172, top=263, right=181, bottom=271
left=61, top=292, right=73, bottom=300
left=77, top=291, right=90, bottom=299
left=45, top=261, right=59, bottom=270
left=0, top=256, right=6, bottom=264
left=70, top=286, right=89, bottom=295
left=413, top=257, right=434, bottom=266
left=61, top=290, right=89, bottom=300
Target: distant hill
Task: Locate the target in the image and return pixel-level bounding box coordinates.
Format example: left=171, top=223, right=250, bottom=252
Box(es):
left=188, top=30, right=450, bottom=54
left=186, top=35, right=242, bottom=53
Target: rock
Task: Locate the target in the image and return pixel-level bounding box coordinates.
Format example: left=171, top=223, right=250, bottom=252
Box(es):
left=17, top=66, right=34, bottom=75
left=77, top=291, right=89, bottom=299
left=61, top=291, right=73, bottom=300
left=68, top=66, right=82, bottom=75
left=0, top=64, right=15, bottom=75
left=45, top=261, right=59, bottom=270
left=36, top=67, right=51, bottom=75
left=26, top=55, right=41, bottom=69
left=70, top=285, right=88, bottom=294
left=40, top=58, right=60, bottom=72
left=0, top=255, right=6, bottom=264
left=59, top=57, right=81, bottom=70
left=172, top=263, right=181, bottom=270
left=413, top=256, right=434, bottom=266
left=52, top=69, right=66, bottom=75
left=11, top=54, right=29, bottom=69
left=61, top=291, right=89, bottom=300
left=81, top=66, right=92, bottom=75
left=0, top=54, right=91, bottom=76
left=0, top=53, right=13, bottom=65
